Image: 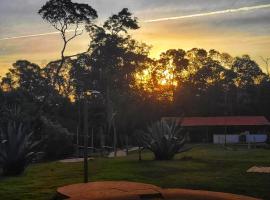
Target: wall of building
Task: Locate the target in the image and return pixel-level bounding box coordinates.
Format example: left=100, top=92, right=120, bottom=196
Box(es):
left=213, top=134, right=267, bottom=144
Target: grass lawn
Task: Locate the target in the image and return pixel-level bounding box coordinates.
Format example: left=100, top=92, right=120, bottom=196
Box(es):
left=0, top=145, right=270, bottom=200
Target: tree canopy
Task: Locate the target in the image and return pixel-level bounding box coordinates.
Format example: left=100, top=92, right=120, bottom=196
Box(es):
left=1, top=0, right=270, bottom=160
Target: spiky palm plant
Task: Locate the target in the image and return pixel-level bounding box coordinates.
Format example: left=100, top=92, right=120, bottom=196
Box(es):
left=138, top=120, right=188, bottom=160
left=0, top=121, right=40, bottom=176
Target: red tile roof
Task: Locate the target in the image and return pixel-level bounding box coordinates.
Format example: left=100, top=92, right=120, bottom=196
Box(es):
left=164, top=116, right=270, bottom=127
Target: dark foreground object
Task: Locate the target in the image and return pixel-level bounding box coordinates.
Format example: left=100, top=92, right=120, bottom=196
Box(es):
left=57, top=181, right=260, bottom=200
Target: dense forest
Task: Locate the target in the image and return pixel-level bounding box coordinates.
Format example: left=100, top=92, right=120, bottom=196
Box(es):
left=1, top=0, right=270, bottom=161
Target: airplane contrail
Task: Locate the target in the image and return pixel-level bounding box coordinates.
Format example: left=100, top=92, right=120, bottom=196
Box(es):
left=0, top=4, right=269, bottom=41
left=0, top=29, right=82, bottom=41
left=144, top=4, right=270, bottom=23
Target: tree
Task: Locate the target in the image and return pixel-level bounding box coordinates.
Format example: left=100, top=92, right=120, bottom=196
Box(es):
left=232, top=55, right=265, bottom=88
left=0, top=72, right=15, bottom=92
left=158, top=49, right=189, bottom=100
left=103, top=8, right=139, bottom=35
left=38, top=0, right=98, bottom=81
left=209, top=49, right=234, bottom=68
left=5, top=60, right=52, bottom=100
left=86, top=8, right=140, bottom=156
left=0, top=60, right=61, bottom=118
left=186, top=48, right=208, bottom=73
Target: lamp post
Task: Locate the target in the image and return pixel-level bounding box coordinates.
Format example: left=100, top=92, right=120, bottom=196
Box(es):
left=83, top=97, right=89, bottom=183
left=82, top=90, right=101, bottom=183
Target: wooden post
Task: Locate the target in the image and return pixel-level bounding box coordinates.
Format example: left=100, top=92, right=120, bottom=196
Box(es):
left=100, top=127, right=104, bottom=157
left=113, top=120, right=117, bottom=157
left=206, top=127, right=209, bottom=143
left=224, top=126, right=228, bottom=147
left=83, top=99, right=89, bottom=183
left=125, top=134, right=129, bottom=156
left=139, top=146, right=142, bottom=161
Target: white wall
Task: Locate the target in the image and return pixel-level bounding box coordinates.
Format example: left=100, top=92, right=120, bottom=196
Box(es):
left=246, top=135, right=267, bottom=143
left=213, top=134, right=267, bottom=144
left=213, top=135, right=239, bottom=144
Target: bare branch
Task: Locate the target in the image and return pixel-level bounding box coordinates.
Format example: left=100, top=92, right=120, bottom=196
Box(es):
left=47, top=51, right=89, bottom=66
left=66, top=23, right=83, bottom=43
left=260, top=56, right=270, bottom=76
left=52, top=24, right=62, bottom=32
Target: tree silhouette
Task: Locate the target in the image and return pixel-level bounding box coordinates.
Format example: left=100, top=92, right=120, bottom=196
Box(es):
left=38, top=0, right=98, bottom=80
left=2, top=1, right=270, bottom=163
left=85, top=8, right=140, bottom=156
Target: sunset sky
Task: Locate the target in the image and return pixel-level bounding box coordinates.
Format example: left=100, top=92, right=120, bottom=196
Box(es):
left=0, top=0, right=270, bottom=76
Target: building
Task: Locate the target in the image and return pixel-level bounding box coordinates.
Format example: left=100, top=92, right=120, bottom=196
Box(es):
left=163, top=116, right=270, bottom=144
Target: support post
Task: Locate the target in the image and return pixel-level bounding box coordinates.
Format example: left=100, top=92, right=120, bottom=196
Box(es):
left=125, top=134, right=129, bottom=156
left=139, top=146, right=142, bottom=161
left=224, top=126, right=228, bottom=147
left=113, top=121, right=117, bottom=157
left=100, top=127, right=104, bottom=157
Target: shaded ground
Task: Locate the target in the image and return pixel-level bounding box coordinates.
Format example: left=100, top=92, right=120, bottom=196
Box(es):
left=0, top=145, right=269, bottom=200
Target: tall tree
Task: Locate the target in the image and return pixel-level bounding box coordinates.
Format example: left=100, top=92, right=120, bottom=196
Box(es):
left=38, top=0, right=98, bottom=81
left=86, top=8, right=139, bottom=156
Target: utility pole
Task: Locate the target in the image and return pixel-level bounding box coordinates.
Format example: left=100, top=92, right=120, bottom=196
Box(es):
left=83, top=98, right=89, bottom=183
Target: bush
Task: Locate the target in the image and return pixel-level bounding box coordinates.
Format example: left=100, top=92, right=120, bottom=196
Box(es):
left=0, top=121, right=40, bottom=176
left=41, top=116, right=74, bottom=160
left=137, top=119, right=188, bottom=160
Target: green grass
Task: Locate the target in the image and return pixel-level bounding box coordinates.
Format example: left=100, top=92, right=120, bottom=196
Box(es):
left=0, top=145, right=270, bottom=200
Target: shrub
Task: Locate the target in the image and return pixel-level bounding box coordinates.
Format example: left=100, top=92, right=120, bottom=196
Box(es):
left=0, top=121, right=40, bottom=176
left=41, top=116, right=74, bottom=159
left=138, top=119, right=188, bottom=160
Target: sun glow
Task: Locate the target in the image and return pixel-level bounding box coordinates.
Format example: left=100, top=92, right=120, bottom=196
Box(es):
left=135, top=64, right=178, bottom=94
left=158, top=69, right=178, bottom=86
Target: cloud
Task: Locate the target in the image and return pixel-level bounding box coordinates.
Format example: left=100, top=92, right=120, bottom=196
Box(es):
left=2, top=2, right=270, bottom=41
left=1, top=0, right=270, bottom=75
